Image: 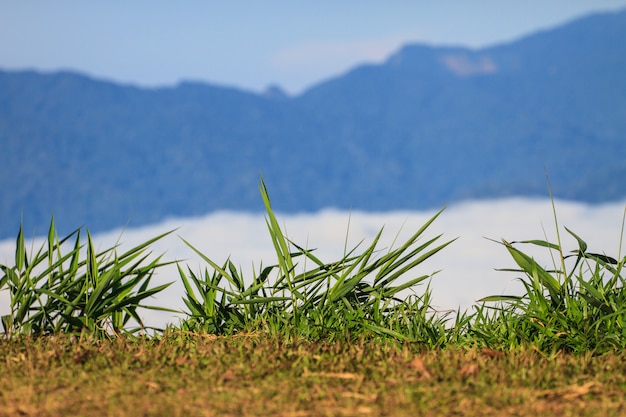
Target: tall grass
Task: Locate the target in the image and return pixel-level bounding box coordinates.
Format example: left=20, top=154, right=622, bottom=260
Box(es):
left=0, top=219, right=175, bottom=338
left=177, top=179, right=454, bottom=344
left=472, top=193, right=626, bottom=353
left=2, top=178, right=625, bottom=353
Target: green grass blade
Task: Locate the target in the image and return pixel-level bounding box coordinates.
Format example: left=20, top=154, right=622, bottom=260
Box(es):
left=15, top=224, right=25, bottom=271
left=503, top=240, right=562, bottom=300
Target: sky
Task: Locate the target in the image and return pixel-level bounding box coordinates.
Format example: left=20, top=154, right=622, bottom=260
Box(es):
left=1, top=199, right=625, bottom=329
left=1, top=1, right=626, bottom=94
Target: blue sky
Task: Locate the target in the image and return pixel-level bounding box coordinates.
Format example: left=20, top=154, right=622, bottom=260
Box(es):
left=1, top=1, right=626, bottom=94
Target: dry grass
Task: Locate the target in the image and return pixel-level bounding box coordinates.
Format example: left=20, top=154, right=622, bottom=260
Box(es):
left=2, top=333, right=626, bottom=416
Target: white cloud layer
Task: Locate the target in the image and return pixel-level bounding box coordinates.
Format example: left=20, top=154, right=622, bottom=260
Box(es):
left=1, top=198, right=625, bottom=330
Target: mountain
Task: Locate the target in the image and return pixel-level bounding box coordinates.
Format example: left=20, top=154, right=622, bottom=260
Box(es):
left=1, top=9, right=625, bottom=239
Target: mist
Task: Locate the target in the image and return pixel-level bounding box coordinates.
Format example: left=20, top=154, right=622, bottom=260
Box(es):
left=1, top=198, right=624, bottom=329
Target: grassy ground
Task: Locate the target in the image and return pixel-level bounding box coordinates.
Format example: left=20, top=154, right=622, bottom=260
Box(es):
left=2, top=182, right=626, bottom=415
left=2, top=333, right=626, bottom=417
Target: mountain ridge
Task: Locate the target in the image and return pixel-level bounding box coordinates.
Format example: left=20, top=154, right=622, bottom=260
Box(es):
left=1, top=9, right=625, bottom=239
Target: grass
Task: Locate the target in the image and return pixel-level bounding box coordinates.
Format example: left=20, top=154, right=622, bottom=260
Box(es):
left=1, top=178, right=625, bottom=350
left=2, top=333, right=626, bottom=417
left=1, top=178, right=626, bottom=414
left=0, top=221, right=175, bottom=338
left=177, top=179, right=454, bottom=344
left=469, top=188, right=626, bottom=353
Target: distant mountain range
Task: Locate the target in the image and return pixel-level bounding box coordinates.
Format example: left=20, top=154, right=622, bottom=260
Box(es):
left=1, top=9, right=625, bottom=239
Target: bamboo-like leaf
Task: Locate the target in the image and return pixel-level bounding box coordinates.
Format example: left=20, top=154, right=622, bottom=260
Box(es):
left=376, top=235, right=443, bottom=276
left=84, top=268, right=117, bottom=314
left=47, top=217, right=56, bottom=268
left=36, top=287, right=73, bottom=306
left=503, top=240, right=562, bottom=301
left=328, top=243, right=380, bottom=302
left=69, top=231, right=82, bottom=267
left=584, top=252, right=619, bottom=265
left=478, top=295, right=524, bottom=303
left=329, top=273, right=365, bottom=303
left=362, top=322, right=408, bottom=340
left=0, top=266, right=9, bottom=290
left=178, top=265, right=200, bottom=305
left=565, top=227, right=588, bottom=254
left=511, top=239, right=560, bottom=250
left=372, top=209, right=447, bottom=286
left=260, top=179, right=298, bottom=295
left=15, top=225, right=26, bottom=272
left=376, top=239, right=455, bottom=289
left=228, top=260, right=244, bottom=292
left=230, top=296, right=291, bottom=305
left=179, top=237, right=240, bottom=289
left=579, top=292, right=615, bottom=315
left=86, top=231, right=98, bottom=286
left=102, top=282, right=173, bottom=315
left=355, top=228, right=384, bottom=276
left=113, top=230, right=175, bottom=263
left=383, top=274, right=432, bottom=298
left=182, top=298, right=205, bottom=317
left=238, top=281, right=270, bottom=299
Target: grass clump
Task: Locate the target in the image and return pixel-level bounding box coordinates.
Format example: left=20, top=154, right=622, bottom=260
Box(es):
left=0, top=220, right=175, bottom=338
left=3, top=178, right=626, bottom=415
left=1, top=177, right=625, bottom=355
left=472, top=192, right=626, bottom=353
left=177, top=179, right=454, bottom=345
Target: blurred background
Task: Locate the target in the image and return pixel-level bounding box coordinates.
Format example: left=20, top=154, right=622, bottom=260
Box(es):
left=1, top=1, right=625, bottom=326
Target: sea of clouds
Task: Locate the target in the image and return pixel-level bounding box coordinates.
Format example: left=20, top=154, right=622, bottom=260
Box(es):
left=1, top=198, right=625, bottom=330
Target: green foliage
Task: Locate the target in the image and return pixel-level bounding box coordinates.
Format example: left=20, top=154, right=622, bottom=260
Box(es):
left=0, top=219, right=175, bottom=338
left=2, top=178, right=626, bottom=354
left=177, top=179, right=453, bottom=344
left=473, top=198, right=626, bottom=353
